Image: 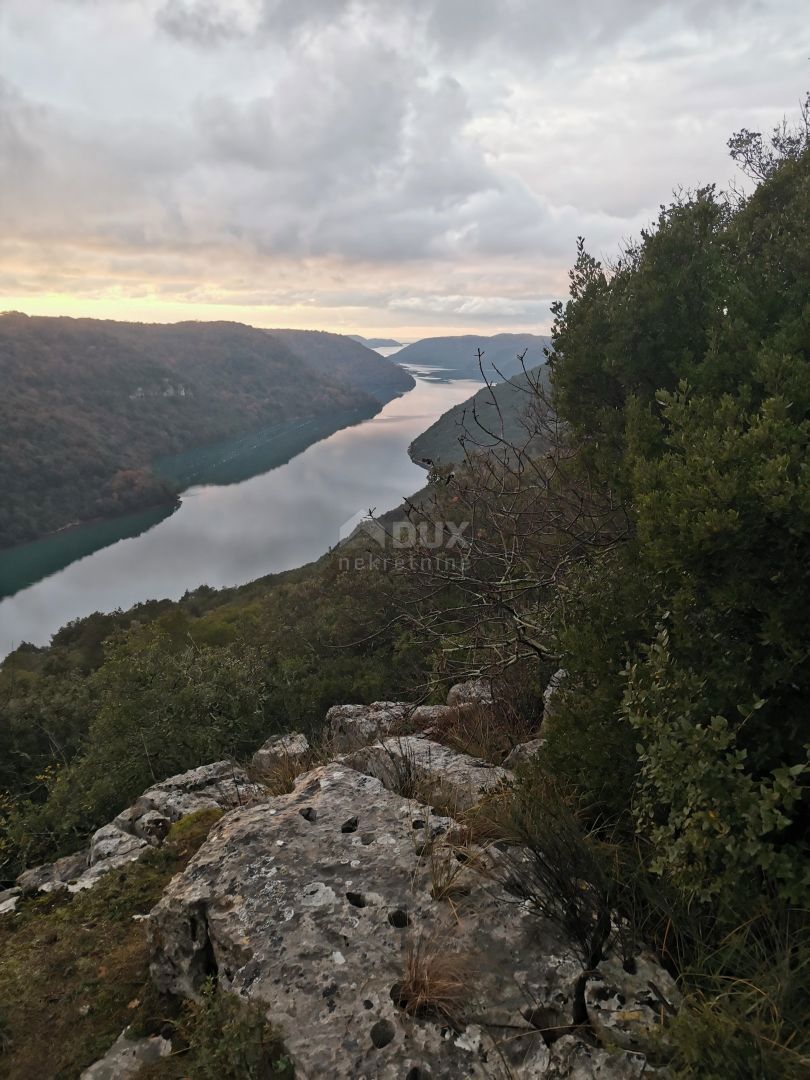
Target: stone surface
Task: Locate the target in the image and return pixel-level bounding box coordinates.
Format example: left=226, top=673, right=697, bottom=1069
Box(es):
left=90, top=823, right=150, bottom=866
left=503, top=739, right=545, bottom=770
left=149, top=763, right=589, bottom=1079
left=16, top=850, right=90, bottom=895
left=584, top=950, right=681, bottom=1052
left=253, top=731, right=311, bottom=771
left=409, top=704, right=456, bottom=732
left=344, top=735, right=511, bottom=812
left=120, top=760, right=264, bottom=831
left=327, top=701, right=410, bottom=750
left=543, top=669, right=568, bottom=726
left=0, top=886, right=21, bottom=915
left=542, top=1034, right=648, bottom=1078
left=17, top=761, right=265, bottom=897
left=80, top=1030, right=171, bottom=1079
left=446, top=678, right=493, bottom=708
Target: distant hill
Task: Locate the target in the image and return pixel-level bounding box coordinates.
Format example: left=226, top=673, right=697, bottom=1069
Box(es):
left=268, top=329, right=412, bottom=399
left=0, top=315, right=411, bottom=549
left=395, top=333, right=550, bottom=381
left=409, top=365, right=550, bottom=467
left=349, top=334, right=403, bottom=349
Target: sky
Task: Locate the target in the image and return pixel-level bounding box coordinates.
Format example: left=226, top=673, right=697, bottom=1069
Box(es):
left=0, top=1, right=806, bottom=339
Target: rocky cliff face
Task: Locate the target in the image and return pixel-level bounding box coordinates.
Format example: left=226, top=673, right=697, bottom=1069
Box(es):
left=6, top=678, right=678, bottom=1078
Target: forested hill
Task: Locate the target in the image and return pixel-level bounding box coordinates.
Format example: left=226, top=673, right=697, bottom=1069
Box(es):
left=348, top=334, right=403, bottom=348
left=0, top=315, right=411, bottom=549
left=267, top=328, right=413, bottom=399
left=395, top=332, right=550, bottom=380
left=409, top=365, right=550, bottom=467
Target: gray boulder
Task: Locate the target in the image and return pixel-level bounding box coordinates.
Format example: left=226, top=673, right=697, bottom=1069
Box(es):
left=80, top=1030, right=171, bottom=1079
left=90, top=823, right=150, bottom=867
left=446, top=678, right=493, bottom=708
left=343, top=735, right=511, bottom=812
left=252, top=731, right=310, bottom=772
left=544, top=1034, right=649, bottom=1078
left=409, top=704, right=456, bottom=732
left=120, top=760, right=264, bottom=830
left=16, top=850, right=90, bottom=896
left=327, top=701, right=410, bottom=750
left=0, top=886, right=21, bottom=916
left=543, top=669, right=568, bottom=726
left=16, top=761, right=264, bottom=898
left=148, top=763, right=595, bottom=1079
left=503, top=739, right=545, bottom=770
left=584, top=950, right=681, bottom=1052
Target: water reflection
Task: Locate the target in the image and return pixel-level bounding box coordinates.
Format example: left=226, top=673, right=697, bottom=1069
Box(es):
left=0, top=371, right=480, bottom=654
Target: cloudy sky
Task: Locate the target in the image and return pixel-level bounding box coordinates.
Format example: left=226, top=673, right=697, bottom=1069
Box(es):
left=0, top=1, right=806, bottom=338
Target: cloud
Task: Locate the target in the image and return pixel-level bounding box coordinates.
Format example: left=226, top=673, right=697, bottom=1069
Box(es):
left=156, top=0, right=250, bottom=46
left=0, top=0, right=806, bottom=333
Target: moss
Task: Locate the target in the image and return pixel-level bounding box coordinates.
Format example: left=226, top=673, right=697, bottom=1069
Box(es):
left=0, top=813, right=218, bottom=1079
left=165, top=807, right=223, bottom=848
left=138, top=979, right=294, bottom=1079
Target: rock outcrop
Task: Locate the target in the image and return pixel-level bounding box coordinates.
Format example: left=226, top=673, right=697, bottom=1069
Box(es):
left=503, top=738, right=545, bottom=770
left=14, top=761, right=264, bottom=899
left=342, top=735, right=511, bottom=811
left=585, top=950, right=680, bottom=1052
left=13, top=668, right=679, bottom=1078
left=252, top=731, right=311, bottom=772
left=543, top=668, right=568, bottom=727
left=0, top=886, right=20, bottom=915
left=327, top=701, right=411, bottom=750
left=149, top=763, right=582, bottom=1078
left=446, top=678, right=493, bottom=708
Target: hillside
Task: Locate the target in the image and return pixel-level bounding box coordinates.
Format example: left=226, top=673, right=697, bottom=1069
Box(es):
left=349, top=334, right=403, bottom=348
left=268, top=328, right=413, bottom=399
left=409, top=365, right=550, bottom=466
left=395, top=332, right=550, bottom=380
left=0, top=316, right=411, bottom=549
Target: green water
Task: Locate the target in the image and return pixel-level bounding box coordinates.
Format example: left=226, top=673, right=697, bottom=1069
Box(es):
left=154, top=406, right=376, bottom=488
left=0, top=505, right=177, bottom=600
left=0, top=406, right=375, bottom=602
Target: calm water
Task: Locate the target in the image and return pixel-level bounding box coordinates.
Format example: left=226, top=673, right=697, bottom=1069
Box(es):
left=0, top=367, right=479, bottom=656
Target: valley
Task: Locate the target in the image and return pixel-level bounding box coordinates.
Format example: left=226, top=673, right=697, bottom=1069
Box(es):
left=0, top=364, right=481, bottom=655
left=0, top=315, right=413, bottom=550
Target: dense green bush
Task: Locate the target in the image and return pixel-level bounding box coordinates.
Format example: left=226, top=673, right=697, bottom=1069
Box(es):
left=546, top=108, right=810, bottom=906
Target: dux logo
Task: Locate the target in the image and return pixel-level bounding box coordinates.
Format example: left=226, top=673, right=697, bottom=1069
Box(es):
left=339, top=511, right=388, bottom=547
left=339, top=511, right=469, bottom=549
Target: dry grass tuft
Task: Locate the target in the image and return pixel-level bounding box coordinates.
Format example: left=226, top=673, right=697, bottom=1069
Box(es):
left=440, top=701, right=534, bottom=765
left=427, top=837, right=482, bottom=905
left=396, top=936, right=475, bottom=1025
left=249, top=753, right=306, bottom=797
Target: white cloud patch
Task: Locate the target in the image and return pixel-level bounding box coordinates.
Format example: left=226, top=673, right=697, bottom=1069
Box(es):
left=0, top=0, right=806, bottom=332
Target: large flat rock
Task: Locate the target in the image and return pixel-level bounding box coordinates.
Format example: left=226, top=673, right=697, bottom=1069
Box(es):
left=148, top=764, right=590, bottom=1079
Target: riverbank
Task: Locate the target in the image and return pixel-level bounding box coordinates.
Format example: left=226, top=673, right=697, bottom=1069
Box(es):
left=0, top=372, right=481, bottom=655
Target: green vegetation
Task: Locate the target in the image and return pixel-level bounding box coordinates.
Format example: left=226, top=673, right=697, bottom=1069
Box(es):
left=0, top=317, right=411, bottom=549
left=0, top=808, right=223, bottom=1079
left=0, top=556, right=426, bottom=879
left=268, top=328, right=412, bottom=401
left=396, top=98, right=810, bottom=1074
left=139, top=979, right=293, bottom=1079
left=409, top=365, right=549, bottom=467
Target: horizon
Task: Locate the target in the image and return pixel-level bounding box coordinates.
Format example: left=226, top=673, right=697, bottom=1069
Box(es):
left=0, top=308, right=552, bottom=344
